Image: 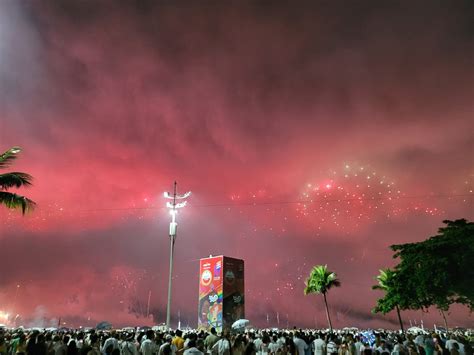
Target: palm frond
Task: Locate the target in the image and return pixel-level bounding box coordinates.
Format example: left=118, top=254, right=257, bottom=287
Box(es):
left=0, top=172, right=33, bottom=190
left=304, top=264, right=340, bottom=295
left=372, top=268, right=393, bottom=291
left=0, top=191, right=36, bottom=214
left=0, top=147, right=22, bottom=169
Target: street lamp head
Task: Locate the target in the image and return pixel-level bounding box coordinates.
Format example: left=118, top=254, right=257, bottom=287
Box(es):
left=180, top=191, right=192, bottom=199
left=166, top=201, right=187, bottom=209
left=164, top=191, right=191, bottom=200
left=175, top=201, right=187, bottom=209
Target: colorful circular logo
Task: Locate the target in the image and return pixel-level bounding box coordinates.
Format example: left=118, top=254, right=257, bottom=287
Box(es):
left=201, top=270, right=213, bottom=286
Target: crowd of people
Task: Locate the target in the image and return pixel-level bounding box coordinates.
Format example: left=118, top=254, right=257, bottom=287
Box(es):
left=0, top=327, right=472, bottom=355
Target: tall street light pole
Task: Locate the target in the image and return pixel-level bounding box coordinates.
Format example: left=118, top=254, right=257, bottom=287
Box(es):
left=164, top=181, right=191, bottom=328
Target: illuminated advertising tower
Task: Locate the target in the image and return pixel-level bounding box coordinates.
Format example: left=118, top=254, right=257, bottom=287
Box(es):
left=198, top=256, right=244, bottom=333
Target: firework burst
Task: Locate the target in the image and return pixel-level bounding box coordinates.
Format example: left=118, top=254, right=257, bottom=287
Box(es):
left=297, top=163, right=442, bottom=231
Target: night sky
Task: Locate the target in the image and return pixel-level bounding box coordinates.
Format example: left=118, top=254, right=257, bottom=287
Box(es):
left=0, top=1, right=473, bottom=329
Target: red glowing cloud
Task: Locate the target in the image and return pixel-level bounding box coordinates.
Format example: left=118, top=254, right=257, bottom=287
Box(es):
left=0, top=1, right=472, bottom=328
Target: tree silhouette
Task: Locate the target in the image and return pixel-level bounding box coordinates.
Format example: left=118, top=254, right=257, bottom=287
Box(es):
left=304, top=264, right=340, bottom=331
left=0, top=147, right=35, bottom=214
left=375, top=219, right=474, bottom=331
left=372, top=268, right=405, bottom=333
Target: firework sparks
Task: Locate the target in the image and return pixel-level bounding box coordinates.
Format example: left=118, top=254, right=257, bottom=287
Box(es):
left=297, top=163, right=444, bottom=231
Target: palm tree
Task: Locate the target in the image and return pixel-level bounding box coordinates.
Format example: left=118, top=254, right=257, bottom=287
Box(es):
left=0, top=146, right=35, bottom=214
left=304, top=264, right=341, bottom=331
left=372, top=268, right=404, bottom=333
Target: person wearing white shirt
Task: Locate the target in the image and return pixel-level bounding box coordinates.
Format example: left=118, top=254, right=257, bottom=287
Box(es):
left=212, top=335, right=231, bottom=355
left=258, top=334, right=272, bottom=355
left=414, top=334, right=424, bottom=348
left=446, top=336, right=465, bottom=355
left=277, top=334, right=286, bottom=348
left=102, top=332, right=120, bottom=354
left=254, top=336, right=264, bottom=353
left=184, top=340, right=204, bottom=355
left=391, top=342, right=406, bottom=355
left=293, top=332, right=309, bottom=355
left=268, top=336, right=282, bottom=355
left=141, top=331, right=157, bottom=355
left=353, top=336, right=364, bottom=355
left=326, top=337, right=338, bottom=355
left=446, top=336, right=466, bottom=355
left=75, top=334, right=84, bottom=350
left=122, top=336, right=138, bottom=355
left=445, top=337, right=457, bottom=352
left=375, top=340, right=390, bottom=355
left=313, top=334, right=326, bottom=355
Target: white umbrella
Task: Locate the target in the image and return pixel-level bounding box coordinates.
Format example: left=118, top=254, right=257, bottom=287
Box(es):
left=407, top=326, right=428, bottom=334
left=232, top=319, right=250, bottom=331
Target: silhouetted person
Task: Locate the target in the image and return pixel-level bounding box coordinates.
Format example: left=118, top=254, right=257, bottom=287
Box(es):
left=68, top=340, right=79, bottom=355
